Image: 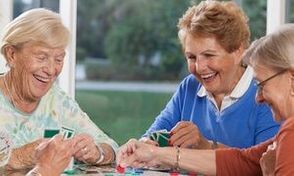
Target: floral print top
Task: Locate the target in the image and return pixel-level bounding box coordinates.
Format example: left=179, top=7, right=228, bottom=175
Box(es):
left=0, top=83, right=118, bottom=151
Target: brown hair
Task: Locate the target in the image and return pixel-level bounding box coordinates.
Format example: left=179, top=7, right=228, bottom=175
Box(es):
left=178, top=0, right=250, bottom=53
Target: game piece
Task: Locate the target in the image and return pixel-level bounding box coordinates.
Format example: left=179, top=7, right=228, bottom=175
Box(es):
left=116, top=165, right=125, bottom=174
left=169, top=171, right=179, bottom=176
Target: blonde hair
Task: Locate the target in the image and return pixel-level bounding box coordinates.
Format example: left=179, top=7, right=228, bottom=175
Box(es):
left=1, top=8, right=70, bottom=60
left=178, top=0, right=250, bottom=53
left=244, top=24, right=294, bottom=71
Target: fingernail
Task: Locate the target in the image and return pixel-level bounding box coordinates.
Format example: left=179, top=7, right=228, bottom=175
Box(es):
left=170, top=131, right=173, bottom=135
left=168, top=140, right=172, bottom=145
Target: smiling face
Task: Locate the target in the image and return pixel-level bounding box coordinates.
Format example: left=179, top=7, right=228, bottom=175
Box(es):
left=9, top=42, right=65, bottom=102
left=184, top=33, right=244, bottom=96
left=254, top=64, right=291, bottom=122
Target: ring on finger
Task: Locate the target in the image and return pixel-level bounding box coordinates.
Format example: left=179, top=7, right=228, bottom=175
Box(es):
left=82, top=147, right=88, bottom=153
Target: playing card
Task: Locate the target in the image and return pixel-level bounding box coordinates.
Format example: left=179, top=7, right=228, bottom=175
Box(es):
left=61, top=126, right=75, bottom=139
left=157, top=132, right=170, bottom=147
left=43, top=129, right=60, bottom=138
left=149, top=130, right=170, bottom=147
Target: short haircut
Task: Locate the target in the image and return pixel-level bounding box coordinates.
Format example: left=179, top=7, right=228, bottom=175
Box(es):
left=1, top=8, right=70, bottom=60
left=178, top=1, right=250, bottom=53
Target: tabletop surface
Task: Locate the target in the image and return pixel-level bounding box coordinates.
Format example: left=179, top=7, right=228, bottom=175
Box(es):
left=2, top=164, right=196, bottom=176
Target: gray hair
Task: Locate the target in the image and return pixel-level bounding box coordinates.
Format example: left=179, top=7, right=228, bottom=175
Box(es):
left=1, top=8, right=70, bottom=60
left=244, top=23, right=294, bottom=71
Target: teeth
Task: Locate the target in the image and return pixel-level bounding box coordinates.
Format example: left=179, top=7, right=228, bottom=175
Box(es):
left=35, top=75, right=50, bottom=82
left=201, top=73, right=216, bottom=79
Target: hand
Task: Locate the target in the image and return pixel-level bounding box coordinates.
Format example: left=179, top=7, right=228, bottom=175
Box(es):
left=118, top=139, right=159, bottom=168
left=34, top=135, right=75, bottom=176
left=73, top=133, right=99, bottom=164
left=139, top=137, right=159, bottom=146
left=117, top=138, right=137, bottom=165
left=260, top=142, right=276, bottom=176
left=6, top=139, right=45, bottom=170
left=170, top=121, right=209, bottom=149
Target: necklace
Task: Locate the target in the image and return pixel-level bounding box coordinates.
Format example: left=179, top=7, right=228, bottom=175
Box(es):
left=3, top=76, right=16, bottom=108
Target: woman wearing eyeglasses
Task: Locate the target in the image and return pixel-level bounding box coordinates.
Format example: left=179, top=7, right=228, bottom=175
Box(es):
left=117, top=24, right=294, bottom=175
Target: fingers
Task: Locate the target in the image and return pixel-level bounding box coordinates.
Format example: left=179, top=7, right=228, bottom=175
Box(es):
left=170, top=121, right=191, bottom=134
left=72, top=133, right=99, bottom=163
left=170, top=122, right=200, bottom=147
left=120, top=141, right=157, bottom=168
left=117, top=139, right=138, bottom=164
left=140, top=137, right=159, bottom=146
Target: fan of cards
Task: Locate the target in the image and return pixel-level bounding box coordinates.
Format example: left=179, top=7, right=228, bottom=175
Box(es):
left=0, top=130, right=12, bottom=167
left=43, top=126, right=75, bottom=139
left=149, top=129, right=171, bottom=147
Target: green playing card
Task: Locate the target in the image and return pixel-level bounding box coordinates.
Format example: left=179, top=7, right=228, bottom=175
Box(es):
left=149, top=130, right=170, bottom=147
left=44, top=129, right=60, bottom=138
left=157, top=132, right=170, bottom=147
left=61, top=126, right=75, bottom=139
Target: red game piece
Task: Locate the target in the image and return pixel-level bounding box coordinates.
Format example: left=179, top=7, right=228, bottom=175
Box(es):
left=116, top=165, right=125, bottom=173
left=169, top=171, right=179, bottom=176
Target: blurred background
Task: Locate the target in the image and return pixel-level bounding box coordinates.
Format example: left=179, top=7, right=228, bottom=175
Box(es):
left=2, top=0, right=294, bottom=145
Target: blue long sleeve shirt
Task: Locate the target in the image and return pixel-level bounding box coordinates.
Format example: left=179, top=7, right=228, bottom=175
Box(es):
left=144, top=74, right=280, bottom=148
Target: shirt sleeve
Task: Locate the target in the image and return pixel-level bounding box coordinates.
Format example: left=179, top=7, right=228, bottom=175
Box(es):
left=56, top=88, right=119, bottom=152
left=216, top=138, right=273, bottom=176
left=142, top=77, right=191, bottom=137
left=275, top=117, right=294, bottom=176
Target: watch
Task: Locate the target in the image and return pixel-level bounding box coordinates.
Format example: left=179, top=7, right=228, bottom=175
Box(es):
left=95, top=144, right=105, bottom=164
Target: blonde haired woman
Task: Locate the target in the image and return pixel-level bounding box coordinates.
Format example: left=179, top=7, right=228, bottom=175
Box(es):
left=0, top=8, right=118, bottom=170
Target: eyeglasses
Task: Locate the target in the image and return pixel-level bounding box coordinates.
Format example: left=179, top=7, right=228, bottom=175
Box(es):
left=256, top=69, right=287, bottom=93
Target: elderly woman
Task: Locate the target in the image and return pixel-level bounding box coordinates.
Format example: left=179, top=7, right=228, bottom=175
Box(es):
left=118, top=24, right=294, bottom=175
left=142, top=0, right=279, bottom=149
left=0, top=8, right=118, bottom=170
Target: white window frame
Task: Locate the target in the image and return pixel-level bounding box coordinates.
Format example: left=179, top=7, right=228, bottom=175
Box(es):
left=58, top=0, right=77, bottom=98
left=267, top=0, right=286, bottom=34
left=0, top=0, right=13, bottom=73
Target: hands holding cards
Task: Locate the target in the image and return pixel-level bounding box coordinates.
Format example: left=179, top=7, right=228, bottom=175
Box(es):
left=31, top=134, right=75, bottom=176
left=43, top=128, right=102, bottom=164
left=169, top=121, right=211, bottom=149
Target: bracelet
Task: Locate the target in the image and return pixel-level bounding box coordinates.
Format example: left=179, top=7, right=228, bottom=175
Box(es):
left=175, top=146, right=180, bottom=171
left=95, top=144, right=105, bottom=164
left=211, top=140, right=218, bottom=149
